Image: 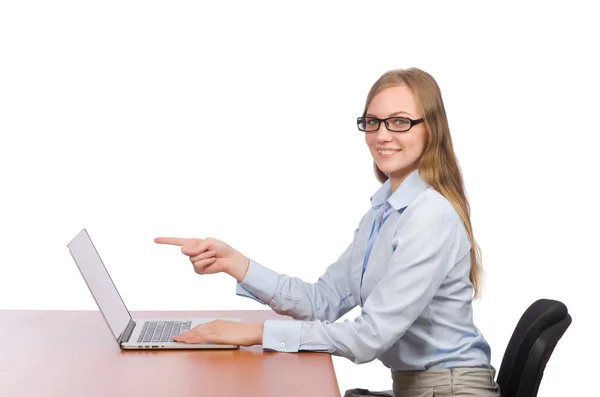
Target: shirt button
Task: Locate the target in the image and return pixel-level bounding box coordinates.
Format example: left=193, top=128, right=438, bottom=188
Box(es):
left=280, top=342, right=286, bottom=348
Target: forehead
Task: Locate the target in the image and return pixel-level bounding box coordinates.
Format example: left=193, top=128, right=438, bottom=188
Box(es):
left=367, top=85, right=419, bottom=116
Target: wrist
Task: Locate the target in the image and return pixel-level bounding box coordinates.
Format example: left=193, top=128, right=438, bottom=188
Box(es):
left=253, top=322, right=264, bottom=345
left=228, top=255, right=250, bottom=283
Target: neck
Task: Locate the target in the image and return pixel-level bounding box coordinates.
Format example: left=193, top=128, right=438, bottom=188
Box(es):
left=389, top=167, right=417, bottom=192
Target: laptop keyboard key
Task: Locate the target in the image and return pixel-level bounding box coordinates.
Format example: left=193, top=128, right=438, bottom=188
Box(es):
left=136, top=320, right=192, bottom=344
left=137, top=322, right=149, bottom=343
left=160, top=322, right=173, bottom=342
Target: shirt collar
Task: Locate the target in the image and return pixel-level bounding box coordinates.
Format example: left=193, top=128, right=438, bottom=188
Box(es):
left=370, top=169, right=430, bottom=211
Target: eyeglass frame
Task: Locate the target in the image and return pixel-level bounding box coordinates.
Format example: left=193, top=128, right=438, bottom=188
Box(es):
left=356, top=116, right=425, bottom=132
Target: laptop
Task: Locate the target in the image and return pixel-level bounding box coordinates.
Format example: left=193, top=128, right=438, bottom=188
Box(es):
left=67, top=228, right=241, bottom=350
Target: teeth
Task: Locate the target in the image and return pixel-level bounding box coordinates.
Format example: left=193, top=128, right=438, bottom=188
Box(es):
left=378, top=150, right=399, bottom=155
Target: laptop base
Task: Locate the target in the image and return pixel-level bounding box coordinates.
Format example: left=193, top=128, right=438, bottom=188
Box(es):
left=120, top=317, right=242, bottom=350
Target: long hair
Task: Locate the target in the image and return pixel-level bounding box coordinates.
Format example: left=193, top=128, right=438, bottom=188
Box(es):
left=364, top=68, right=483, bottom=298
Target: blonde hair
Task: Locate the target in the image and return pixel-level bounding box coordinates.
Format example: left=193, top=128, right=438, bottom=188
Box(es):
left=364, top=68, right=483, bottom=298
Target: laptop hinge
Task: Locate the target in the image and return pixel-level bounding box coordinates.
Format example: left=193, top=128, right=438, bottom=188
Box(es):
left=119, top=319, right=136, bottom=344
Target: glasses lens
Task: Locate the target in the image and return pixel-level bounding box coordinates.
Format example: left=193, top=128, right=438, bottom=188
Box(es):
left=387, top=117, right=411, bottom=132
left=358, top=117, right=379, bottom=131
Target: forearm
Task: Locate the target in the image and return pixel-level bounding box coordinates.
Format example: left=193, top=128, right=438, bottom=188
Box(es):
left=262, top=318, right=382, bottom=363
left=269, top=274, right=355, bottom=321
left=237, top=260, right=355, bottom=322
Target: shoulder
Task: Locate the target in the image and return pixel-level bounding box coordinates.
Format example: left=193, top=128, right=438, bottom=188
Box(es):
left=402, top=186, right=461, bottom=228
left=395, top=187, right=471, bottom=259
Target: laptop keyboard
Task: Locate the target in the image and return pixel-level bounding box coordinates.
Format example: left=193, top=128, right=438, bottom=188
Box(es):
left=137, top=320, right=192, bottom=343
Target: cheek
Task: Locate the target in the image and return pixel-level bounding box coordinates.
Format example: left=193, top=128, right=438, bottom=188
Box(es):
left=418, top=128, right=428, bottom=148
left=401, top=130, right=427, bottom=151
left=365, top=134, right=375, bottom=148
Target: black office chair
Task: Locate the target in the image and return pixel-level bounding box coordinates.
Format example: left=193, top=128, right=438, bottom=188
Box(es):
left=496, top=298, right=571, bottom=397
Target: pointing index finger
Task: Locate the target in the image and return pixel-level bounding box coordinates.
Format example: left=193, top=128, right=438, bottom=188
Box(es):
left=154, top=237, right=190, bottom=246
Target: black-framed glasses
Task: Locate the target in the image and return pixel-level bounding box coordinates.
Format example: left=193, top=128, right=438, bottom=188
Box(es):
left=357, top=116, right=424, bottom=132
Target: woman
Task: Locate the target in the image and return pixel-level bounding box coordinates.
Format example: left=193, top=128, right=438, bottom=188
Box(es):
left=155, top=68, right=501, bottom=397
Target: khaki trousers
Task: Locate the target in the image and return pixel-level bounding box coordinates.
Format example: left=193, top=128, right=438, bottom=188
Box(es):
left=344, top=368, right=501, bottom=397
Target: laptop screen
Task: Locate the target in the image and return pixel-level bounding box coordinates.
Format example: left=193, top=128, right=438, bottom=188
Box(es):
left=67, top=229, right=132, bottom=343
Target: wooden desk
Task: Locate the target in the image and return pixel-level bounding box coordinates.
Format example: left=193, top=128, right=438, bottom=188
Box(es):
left=1, top=310, right=341, bottom=397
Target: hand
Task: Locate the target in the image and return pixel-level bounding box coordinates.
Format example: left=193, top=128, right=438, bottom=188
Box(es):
left=154, top=236, right=250, bottom=282
left=172, top=320, right=264, bottom=347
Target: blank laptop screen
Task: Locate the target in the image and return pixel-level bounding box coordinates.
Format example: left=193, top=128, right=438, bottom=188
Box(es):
left=67, top=229, right=131, bottom=343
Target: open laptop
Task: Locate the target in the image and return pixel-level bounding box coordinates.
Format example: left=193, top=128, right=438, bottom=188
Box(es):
left=67, top=228, right=240, bottom=350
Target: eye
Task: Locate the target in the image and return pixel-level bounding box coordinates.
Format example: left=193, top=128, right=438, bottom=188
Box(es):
left=390, top=117, right=409, bottom=125
left=366, top=118, right=379, bottom=125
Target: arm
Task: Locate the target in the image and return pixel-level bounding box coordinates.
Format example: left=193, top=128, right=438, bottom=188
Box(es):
left=260, top=206, right=468, bottom=363
left=236, top=219, right=365, bottom=323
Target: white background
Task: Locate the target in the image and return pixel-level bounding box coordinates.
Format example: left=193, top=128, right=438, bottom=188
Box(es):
left=1, top=1, right=598, bottom=395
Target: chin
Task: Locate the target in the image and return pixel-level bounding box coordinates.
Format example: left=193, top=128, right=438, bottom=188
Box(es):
left=379, top=163, right=415, bottom=179
left=376, top=164, right=402, bottom=175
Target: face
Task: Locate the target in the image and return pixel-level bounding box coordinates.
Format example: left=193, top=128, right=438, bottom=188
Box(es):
left=364, top=85, right=428, bottom=190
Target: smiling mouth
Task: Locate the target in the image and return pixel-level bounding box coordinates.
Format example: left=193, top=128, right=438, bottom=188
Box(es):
left=377, top=149, right=401, bottom=155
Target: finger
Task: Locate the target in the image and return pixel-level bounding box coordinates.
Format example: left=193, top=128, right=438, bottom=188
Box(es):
left=192, top=257, right=217, bottom=274
left=190, top=250, right=216, bottom=262
left=154, top=237, right=190, bottom=246
left=182, top=334, right=209, bottom=344
left=173, top=327, right=211, bottom=344
left=172, top=330, right=201, bottom=343
left=183, top=240, right=211, bottom=256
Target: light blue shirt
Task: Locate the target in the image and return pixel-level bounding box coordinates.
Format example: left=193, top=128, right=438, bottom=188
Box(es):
left=236, top=169, right=492, bottom=371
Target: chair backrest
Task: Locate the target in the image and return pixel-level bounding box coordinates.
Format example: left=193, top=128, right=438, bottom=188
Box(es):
left=496, top=298, right=571, bottom=397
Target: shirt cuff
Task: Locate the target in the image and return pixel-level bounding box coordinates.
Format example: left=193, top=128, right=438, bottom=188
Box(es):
left=236, top=259, right=280, bottom=305
left=262, top=319, right=303, bottom=352
left=235, top=282, right=266, bottom=305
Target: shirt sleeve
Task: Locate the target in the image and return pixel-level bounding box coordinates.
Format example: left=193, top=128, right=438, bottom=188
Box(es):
left=260, top=205, right=467, bottom=363
left=235, top=219, right=365, bottom=323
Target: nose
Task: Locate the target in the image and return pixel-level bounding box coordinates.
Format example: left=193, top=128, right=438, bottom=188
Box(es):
left=374, top=124, right=393, bottom=143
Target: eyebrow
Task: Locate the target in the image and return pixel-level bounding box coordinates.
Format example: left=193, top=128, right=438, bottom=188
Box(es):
left=365, top=110, right=415, bottom=118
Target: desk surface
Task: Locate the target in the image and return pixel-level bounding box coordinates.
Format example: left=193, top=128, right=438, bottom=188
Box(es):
left=1, top=310, right=341, bottom=397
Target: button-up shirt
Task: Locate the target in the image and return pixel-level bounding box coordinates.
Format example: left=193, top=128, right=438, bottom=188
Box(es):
left=236, top=169, right=492, bottom=371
